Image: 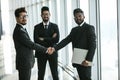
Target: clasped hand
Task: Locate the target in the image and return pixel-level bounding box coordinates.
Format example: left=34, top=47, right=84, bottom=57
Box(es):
left=46, top=47, right=55, bottom=55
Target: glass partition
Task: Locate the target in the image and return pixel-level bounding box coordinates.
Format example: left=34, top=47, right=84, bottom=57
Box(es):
left=100, top=0, right=118, bottom=80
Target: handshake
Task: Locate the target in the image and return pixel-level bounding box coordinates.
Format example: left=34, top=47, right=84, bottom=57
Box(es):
left=46, top=47, right=55, bottom=55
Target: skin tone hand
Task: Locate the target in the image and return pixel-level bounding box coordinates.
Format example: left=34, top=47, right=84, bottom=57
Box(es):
left=39, top=33, right=57, bottom=41
left=40, top=33, right=57, bottom=54
left=39, top=37, right=44, bottom=41
left=46, top=47, right=52, bottom=54
left=47, top=47, right=55, bottom=55
left=51, top=47, right=55, bottom=52
left=81, top=60, right=90, bottom=67
left=52, top=33, right=57, bottom=38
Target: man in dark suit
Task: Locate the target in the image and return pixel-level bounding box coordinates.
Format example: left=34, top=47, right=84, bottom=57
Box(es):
left=13, top=7, right=50, bottom=80
left=34, top=6, right=59, bottom=80
left=50, top=8, right=96, bottom=80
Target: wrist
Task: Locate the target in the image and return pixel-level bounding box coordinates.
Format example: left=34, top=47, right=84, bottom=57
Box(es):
left=85, top=60, right=89, bottom=63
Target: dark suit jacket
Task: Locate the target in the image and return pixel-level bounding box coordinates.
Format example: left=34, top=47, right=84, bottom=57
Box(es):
left=34, top=22, right=59, bottom=57
left=54, top=22, right=96, bottom=62
left=13, top=24, right=47, bottom=70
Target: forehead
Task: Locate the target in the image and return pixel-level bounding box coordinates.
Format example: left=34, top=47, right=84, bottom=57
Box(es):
left=19, top=12, right=27, bottom=16
left=74, top=12, right=84, bottom=17
left=75, top=12, right=83, bottom=15
left=42, top=10, right=49, bottom=14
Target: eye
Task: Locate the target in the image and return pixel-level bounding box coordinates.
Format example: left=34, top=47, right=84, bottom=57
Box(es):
left=19, top=15, right=28, bottom=19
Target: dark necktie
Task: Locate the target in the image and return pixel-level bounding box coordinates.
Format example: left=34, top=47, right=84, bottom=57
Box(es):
left=24, top=28, right=30, bottom=38
left=44, top=25, right=49, bottom=36
left=44, top=25, right=48, bottom=29
left=24, top=28, right=28, bottom=32
left=24, top=28, right=27, bottom=31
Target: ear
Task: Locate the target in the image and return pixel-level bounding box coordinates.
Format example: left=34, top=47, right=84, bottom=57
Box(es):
left=74, top=17, right=76, bottom=20
left=82, top=14, right=85, bottom=19
left=84, top=16, right=85, bottom=19
left=16, top=17, right=19, bottom=21
left=49, top=12, right=51, bottom=16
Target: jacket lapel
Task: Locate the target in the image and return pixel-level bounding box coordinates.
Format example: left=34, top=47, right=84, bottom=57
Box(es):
left=17, top=24, right=30, bottom=39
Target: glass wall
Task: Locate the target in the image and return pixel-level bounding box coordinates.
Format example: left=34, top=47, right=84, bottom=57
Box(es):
left=1, top=0, right=120, bottom=80
left=100, top=0, right=118, bottom=80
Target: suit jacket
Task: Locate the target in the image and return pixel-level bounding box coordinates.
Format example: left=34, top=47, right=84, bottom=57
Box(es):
left=34, top=22, right=59, bottom=57
left=54, top=22, right=96, bottom=62
left=13, top=24, right=47, bottom=70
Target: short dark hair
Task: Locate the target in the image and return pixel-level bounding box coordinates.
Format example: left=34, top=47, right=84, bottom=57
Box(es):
left=41, top=6, right=49, bottom=13
left=15, top=7, right=27, bottom=17
left=73, top=8, right=84, bottom=16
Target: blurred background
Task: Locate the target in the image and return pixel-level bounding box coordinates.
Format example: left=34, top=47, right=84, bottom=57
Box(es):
left=0, top=0, right=120, bottom=80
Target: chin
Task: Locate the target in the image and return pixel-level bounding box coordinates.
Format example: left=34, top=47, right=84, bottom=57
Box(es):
left=22, top=23, right=27, bottom=25
left=77, top=21, right=83, bottom=25
left=43, top=20, right=49, bottom=22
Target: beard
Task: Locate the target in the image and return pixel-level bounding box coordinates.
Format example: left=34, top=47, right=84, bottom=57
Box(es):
left=43, top=18, right=49, bottom=22
left=43, top=20, right=49, bottom=22
left=21, top=22, right=27, bottom=25
left=21, top=20, right=27, bottom=25
left=75, top=20, right=84, bottom=25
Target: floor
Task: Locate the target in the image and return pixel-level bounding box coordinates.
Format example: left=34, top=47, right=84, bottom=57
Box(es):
left=0, top=35, right=78, bottom=80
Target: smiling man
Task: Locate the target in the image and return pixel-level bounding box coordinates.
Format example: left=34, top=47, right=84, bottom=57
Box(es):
left=51, top=8, right=96, bottom=80
left=13, top=7, right=49, bottom=80
left=34, top=6, right=60, bottom=80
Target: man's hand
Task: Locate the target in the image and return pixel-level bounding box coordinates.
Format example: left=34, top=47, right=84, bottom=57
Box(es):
left=39, top=37, right=44, bottom=41
left=52, top=33, right=57, bottom=38
left=46, top=47, right=55, bottom=55
left=81, top=60, right=91, bottom=67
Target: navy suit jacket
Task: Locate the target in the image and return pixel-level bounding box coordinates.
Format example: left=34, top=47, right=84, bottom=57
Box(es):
left=13, top=24, right=47, bottom=70
left=54, top=22, right=96, bottom=62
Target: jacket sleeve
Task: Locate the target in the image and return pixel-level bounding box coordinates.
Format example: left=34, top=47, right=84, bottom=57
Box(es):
left=54, top=28, right=73, bottom=51
left=85, top=26, right=96, bottom=61
left=17, top=28, right=47, bottom=53
left=34, top=26, right=41, bottom=44
left=44, top=24, right=60, bottom=44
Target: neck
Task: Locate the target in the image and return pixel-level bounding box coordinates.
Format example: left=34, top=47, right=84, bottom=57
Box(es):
left=43, top=21, right=49, bottom=25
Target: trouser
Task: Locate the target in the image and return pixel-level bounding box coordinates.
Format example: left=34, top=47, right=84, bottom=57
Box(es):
left=76, top=65, right=91, bottom=80
left=37, top=53, right=59, bottom=80
left=18, top=69, right=31, bottom=80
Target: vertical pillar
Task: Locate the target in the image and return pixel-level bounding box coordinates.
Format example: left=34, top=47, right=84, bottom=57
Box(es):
left=89, top=0, right=101, bottom=80
left=117, top=0, right=120, bottom=80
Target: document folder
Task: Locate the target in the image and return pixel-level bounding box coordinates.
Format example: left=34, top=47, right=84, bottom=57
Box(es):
left=72, top=48, right=92, bottom=66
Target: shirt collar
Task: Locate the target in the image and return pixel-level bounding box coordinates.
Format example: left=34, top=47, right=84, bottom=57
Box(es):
left=43, top=21, right=49, bottom=26
left=17, top=23, right=26, bottom=29
left=79, top=21, right=85, bottom=27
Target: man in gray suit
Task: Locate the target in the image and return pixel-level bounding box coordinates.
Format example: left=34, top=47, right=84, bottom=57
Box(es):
left=13, top=7, right=51, bottom=80
left=50, top=8, right=96, bottom=80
